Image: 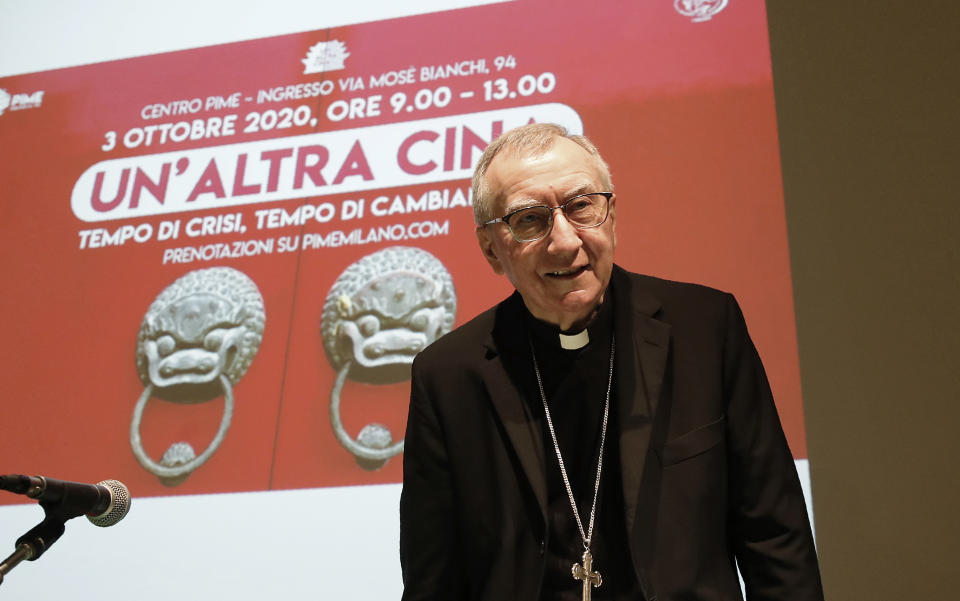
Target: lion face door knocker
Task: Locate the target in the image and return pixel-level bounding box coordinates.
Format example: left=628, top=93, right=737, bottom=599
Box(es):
left=131, top=267, right=265, bottom=486
left=322, top=246, right=456, bottom=470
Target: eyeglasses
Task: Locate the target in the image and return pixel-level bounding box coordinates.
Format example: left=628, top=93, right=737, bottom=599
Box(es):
left=482, top=192, right=613, bottom=243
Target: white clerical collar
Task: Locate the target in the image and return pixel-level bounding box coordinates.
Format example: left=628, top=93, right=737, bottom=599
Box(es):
left=558, top=329, right=590, bottom=350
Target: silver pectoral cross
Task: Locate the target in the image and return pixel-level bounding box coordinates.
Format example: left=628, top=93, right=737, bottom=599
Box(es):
left=571, top=549, right=602, bottom=601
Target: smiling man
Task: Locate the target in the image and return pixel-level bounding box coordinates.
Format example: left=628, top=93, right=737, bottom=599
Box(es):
left=400, top=124, right=823, bottom=601
left=474, top=131, right=616, bottom=332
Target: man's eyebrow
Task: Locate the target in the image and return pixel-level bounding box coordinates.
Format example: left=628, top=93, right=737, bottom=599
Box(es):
left=502, top=183, right=598, bottom=213
left=503, top=198, right=546, bottom=213
left=564, top=183, right=595, bottom=198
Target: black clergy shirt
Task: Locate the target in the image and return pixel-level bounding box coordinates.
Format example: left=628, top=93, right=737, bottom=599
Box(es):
left=520, top=291, right=642, bottom=601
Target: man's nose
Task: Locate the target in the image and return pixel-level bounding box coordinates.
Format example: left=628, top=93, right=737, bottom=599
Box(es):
left=546, top=210, right=583, bottom=253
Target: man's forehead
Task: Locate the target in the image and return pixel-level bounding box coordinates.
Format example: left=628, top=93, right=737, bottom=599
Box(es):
left=493, top=135, right=588, bottom=166
left=488, top=141, right=601, bottom=203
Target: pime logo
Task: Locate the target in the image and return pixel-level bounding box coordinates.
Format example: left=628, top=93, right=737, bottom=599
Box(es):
left=302, top=40, right=350, bottom=74
left=0, top=87, right=45, bottom=115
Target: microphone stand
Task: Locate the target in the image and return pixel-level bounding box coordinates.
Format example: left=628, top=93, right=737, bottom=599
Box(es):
left=0, top=497, right=73, bottom=586
left=0, top=543, right=36, bottom=585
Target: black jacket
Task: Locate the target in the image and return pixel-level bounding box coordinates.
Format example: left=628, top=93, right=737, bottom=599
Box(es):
left=400, top=266, right=823, bottom=600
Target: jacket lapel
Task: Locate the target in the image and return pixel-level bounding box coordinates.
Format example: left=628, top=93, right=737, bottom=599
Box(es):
left=612, top=267, right=671, bottom=534
left=476, top=271, right=672, bottom=538
left=480, top=296, right=548, bottom=527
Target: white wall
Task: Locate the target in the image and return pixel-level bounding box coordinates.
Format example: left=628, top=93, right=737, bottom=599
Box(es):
left=0, top=0, right=509, bottom=77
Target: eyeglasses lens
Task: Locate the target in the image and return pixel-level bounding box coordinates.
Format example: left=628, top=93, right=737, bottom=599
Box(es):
left=507, top=194, right=608, bottom=241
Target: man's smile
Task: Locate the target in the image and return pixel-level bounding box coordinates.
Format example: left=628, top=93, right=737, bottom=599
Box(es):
left=545, top=264, right=590, bottom=278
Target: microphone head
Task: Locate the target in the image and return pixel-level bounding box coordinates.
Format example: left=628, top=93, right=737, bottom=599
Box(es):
left=87, top=480, right=131, bottom=527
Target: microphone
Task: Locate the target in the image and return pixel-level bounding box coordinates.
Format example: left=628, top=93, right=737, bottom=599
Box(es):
left=0, top=475, right=131, bottom=577
left=0, top=475, right=131, bottom=527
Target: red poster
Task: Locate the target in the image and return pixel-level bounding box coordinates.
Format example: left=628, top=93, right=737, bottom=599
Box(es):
left=0, top=0, right=802, bottom=504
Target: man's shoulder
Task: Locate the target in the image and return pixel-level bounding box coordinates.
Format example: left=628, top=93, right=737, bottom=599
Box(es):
left=614, top=268, right=752, bottom=351
left=414, top=298, right=502, bottom=370
left=614, top=266, right=733, bottom=314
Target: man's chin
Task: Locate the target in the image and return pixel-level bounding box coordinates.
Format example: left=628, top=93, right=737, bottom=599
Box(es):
left=537, top=291, right=603, bottom=329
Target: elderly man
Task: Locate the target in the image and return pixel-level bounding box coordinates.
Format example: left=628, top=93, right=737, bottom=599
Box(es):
left=400, top=123, right=823, bottom=601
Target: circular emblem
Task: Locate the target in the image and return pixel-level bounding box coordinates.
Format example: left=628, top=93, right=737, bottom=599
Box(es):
left=131, top=267, right=266, bottom=485
left=321, top=246, right=456, bottom=469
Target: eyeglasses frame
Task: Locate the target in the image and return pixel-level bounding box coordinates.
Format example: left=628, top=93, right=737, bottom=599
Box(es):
left=480, top=191, right=614, bottom=243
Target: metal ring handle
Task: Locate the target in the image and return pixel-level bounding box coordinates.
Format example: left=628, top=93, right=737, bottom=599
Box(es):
left=130, top=375, right=235, bottom=479
left=329, top=361, right=404, bottom=461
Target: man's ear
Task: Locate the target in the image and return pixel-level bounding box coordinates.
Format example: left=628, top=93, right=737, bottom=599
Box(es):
left=475, top=227, right=505, bottom=275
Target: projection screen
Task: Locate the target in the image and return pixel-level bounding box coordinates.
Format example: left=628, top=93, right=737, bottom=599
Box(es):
left=0, top=1, right=813, bottom=598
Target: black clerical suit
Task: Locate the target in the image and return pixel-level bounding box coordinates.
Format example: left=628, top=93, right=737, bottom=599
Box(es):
left=400, top=266, right=823, bottom=601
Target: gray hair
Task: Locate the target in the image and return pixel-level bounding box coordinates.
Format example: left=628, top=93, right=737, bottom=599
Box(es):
left=471, top=123, right=613, bottom=225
